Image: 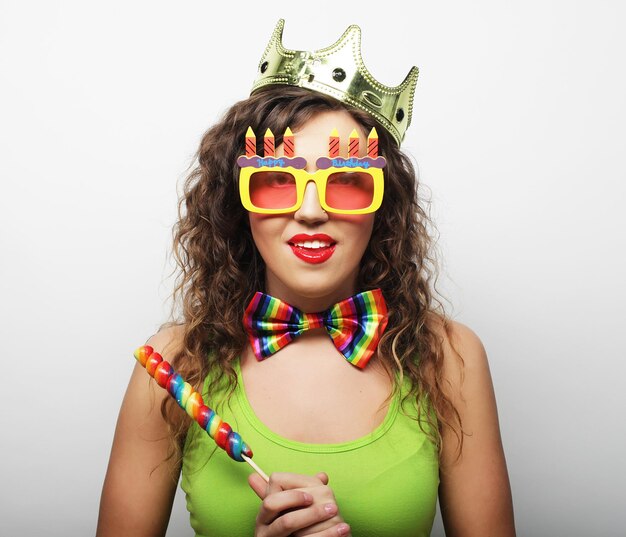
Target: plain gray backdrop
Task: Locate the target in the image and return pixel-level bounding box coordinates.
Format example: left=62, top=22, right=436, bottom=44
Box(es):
left=1, top=1, right=625, bottom=535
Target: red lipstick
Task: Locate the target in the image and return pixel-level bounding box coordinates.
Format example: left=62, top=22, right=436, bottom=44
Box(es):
left=287, top=233, right=337, bottom=264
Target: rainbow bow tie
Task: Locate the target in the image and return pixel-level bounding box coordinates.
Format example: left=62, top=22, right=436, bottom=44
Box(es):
left=243, top=289, right=388, bottom=369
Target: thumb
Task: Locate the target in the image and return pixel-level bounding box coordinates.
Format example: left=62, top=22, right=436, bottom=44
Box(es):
left=315, top=472, right=329, bottom=485
left=248, top=472, right=269, bottom=500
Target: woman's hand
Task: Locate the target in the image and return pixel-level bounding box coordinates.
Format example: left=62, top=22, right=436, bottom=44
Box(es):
left=248, top=472, right=351, bottom=537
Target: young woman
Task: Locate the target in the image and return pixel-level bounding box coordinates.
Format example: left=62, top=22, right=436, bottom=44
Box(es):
left=97, top=26, right=515, bottom=537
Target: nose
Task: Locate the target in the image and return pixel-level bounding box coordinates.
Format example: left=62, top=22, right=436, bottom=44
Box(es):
left=293, top=180, right=328, bottom=224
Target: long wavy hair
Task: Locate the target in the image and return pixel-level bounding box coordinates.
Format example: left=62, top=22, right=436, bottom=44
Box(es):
left=158, top=86, right=465, bottom=469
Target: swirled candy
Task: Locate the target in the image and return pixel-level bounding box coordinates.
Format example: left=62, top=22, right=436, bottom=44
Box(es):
left=134, top=345, right=253, bottom=462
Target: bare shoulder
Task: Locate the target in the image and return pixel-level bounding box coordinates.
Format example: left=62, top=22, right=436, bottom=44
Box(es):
left=122, top=325, right=184, bottom=431
left=121, top=321, right=188, bottom=441
left=428, top=316, right=516, bottom=536
left=440, top=319, right=490, bottom=396
left=445, top=319, right=486, bottom=358
left=144, top=322, right=186, bottom=357
left=124, top=322, right=187, bottom=415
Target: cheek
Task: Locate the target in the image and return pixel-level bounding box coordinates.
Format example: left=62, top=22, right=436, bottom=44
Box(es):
left=333, top=213, right=374, bottom=225
left=336, top=214, right=375, bottom=247
left=248, top=214, right=286, bottom=254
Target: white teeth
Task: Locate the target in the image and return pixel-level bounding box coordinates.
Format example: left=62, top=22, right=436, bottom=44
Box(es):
left=292, top=240, right=332, bottom=249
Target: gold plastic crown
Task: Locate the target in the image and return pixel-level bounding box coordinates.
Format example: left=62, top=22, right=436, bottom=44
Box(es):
left=251, top=19, right=419, bottom=146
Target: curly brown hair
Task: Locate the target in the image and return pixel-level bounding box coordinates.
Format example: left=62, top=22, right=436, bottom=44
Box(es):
left=158, top=86, right=465, bottom=469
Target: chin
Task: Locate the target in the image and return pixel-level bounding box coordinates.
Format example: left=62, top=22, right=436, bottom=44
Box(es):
left=280, top=272, right=357, bottom=300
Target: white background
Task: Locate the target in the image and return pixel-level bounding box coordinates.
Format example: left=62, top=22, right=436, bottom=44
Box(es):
left=1, top=1, right=625, bottom=535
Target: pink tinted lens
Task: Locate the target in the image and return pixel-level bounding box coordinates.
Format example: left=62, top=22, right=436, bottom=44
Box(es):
left=249, top=171, right=297, bottom=209
left=325, top=171, right=375, bottom=210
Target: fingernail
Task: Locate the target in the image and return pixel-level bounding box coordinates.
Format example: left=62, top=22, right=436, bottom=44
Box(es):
left=324, top=503, right=338, bottom=515
left=337, top=523, right=350, bottom=535
left=303, top=492, right=313, bottom=503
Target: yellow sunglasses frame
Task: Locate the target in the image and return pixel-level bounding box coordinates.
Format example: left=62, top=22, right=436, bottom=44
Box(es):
left=238, top=165, right=385, bottom=215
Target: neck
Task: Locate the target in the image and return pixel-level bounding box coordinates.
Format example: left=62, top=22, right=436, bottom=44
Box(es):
left=264, top=274, right=359, bottom=312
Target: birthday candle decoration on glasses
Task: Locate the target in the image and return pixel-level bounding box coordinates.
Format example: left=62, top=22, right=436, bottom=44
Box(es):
left=133, top=345, right=269, bottom=481
left=329, top=128, right=340, bottom=158
left=348, top=129, right=359, bottom=157
left=245, top=127, right=256, bottom=157
left=263, top=128, right=275, bottom=157
left=283, top=127, right=294, bottom=157
left=367, top=127, right=378, bottom=158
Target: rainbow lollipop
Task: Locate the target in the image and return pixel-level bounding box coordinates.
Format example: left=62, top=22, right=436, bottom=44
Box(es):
left=134, top=345, right=268, bottom=480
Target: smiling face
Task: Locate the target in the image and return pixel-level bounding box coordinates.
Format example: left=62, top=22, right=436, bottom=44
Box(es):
left=247, top=110, right=376, bottom=311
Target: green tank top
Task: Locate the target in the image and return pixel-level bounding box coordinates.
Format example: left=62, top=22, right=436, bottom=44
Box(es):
left=181, top=358, right=440, bottom=537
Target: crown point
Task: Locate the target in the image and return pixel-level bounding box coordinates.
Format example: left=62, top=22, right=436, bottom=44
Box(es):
left=343, top=24, right=362, bottom=42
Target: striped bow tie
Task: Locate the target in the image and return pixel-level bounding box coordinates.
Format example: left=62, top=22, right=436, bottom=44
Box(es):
left=242, top=289, right=388, bottom=369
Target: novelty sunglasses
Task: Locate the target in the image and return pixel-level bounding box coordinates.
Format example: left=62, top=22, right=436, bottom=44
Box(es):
left=237, top=127, right=386, bottom=215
